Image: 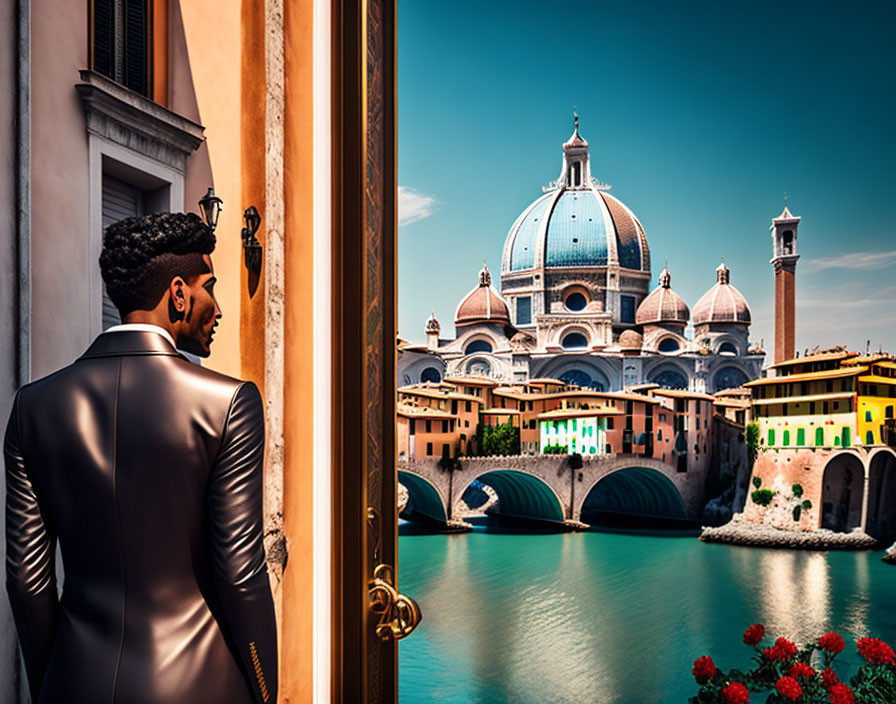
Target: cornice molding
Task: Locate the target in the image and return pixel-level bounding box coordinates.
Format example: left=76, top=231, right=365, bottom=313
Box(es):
left=76, top=70, right=204, bottom=172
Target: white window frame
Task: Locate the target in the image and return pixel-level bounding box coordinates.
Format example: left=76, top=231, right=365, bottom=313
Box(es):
left=87, top=134, right=184, bottom=339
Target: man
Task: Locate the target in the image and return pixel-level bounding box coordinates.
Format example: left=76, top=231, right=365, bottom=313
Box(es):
left=5, top=212, right=277, bottom=703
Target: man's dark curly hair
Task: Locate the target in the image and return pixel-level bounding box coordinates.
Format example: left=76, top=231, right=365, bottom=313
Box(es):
left=100, top=212, right=216, bottom=317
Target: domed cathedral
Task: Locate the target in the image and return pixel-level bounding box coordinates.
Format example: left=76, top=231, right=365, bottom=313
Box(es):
left=398, top=118, right=766, bottom=392
left=500, top=114, right=651, bottom=349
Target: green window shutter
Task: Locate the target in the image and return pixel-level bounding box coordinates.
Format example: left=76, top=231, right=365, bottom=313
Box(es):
left=797, top=428, right=805, bottom=445
left=768, top=428, right=775, bottom=446
left=815, top=427, right=824, bottom=446
left=842, top=427, right=851, bottom=446
left=866, top=410, right=873, bottom=422
left=783, top=430, right=790, bottom=446
left=866, top=430, right=874, bottom=445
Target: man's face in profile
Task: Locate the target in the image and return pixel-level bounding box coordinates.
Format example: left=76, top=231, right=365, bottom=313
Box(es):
left=177, top=254, right=221, bottom=357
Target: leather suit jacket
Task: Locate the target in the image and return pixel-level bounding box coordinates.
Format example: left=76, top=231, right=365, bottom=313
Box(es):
left=4, top=331, right=278, bottom=703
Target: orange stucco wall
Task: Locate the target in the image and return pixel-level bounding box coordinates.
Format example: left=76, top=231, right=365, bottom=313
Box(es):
left=239, top=0, right=267, bottom=387
left=178, top=0, right=243, bottom=379
left=282, top=1, right=315, bottom=698
left=181, top=0, right=316, bottom=699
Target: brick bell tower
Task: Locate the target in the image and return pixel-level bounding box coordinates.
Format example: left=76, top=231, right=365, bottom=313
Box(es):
left=771, top=203, right=801, bottom=364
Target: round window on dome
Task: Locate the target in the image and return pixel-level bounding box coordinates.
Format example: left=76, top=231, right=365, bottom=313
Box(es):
left=420, top=367, right=442, bottom=383
left=658, top=338, right=679, bottom=353
left=718, top=342, right=738, bottom=356
left=561, top=332, right=589, bottom=349
left=565, top=292, right=588, bottom=312
left=465, top=339, right=493, bottom=355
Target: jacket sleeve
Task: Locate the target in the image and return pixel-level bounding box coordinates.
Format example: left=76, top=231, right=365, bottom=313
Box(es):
left=4, top=391, right=59, bottom=699
left=208, top=382, right=278, bottom=704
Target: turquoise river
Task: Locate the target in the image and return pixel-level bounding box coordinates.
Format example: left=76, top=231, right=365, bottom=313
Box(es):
left=398, top=529, right=896, bottom=703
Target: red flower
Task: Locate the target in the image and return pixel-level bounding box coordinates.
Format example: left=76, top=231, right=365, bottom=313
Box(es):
left=821, top=667, right=839, bottom=690
left=857, top=637, right=896, bottom=665
left=828, top=682, right=855, bottom=704
left=775, top=676, right=802, bottom=701
left=743, top=624, right=765, bottom=646
left=692, top=655, right=716, bottom=684
left=722, top=681, right=750, bottom=704
left=763, top=638, right=798, bottom=663
left=789, top=662, right=815, bottom=679
left=775, top=637, right=799, bottom=659
left=818, top=632, right=846, bottom=655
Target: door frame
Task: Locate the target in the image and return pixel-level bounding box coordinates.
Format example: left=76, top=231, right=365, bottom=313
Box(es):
left=331, top=0, right=399, bottom=700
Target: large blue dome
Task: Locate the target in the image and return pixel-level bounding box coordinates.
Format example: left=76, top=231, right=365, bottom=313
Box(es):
left=502, top=188, right=650, bottom=274
left=500, top=125, right=650, bottom=276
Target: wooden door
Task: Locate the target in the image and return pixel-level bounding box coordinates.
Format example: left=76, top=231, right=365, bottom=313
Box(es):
left=332, top=1, right=419, bottom=701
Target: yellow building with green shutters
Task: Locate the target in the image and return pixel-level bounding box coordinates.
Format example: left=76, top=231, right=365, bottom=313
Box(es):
left=746, top=351, right=896, bottom=451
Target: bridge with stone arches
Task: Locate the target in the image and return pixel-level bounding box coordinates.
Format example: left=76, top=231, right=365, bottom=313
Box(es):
left=398, top=453, right=711, bottom=531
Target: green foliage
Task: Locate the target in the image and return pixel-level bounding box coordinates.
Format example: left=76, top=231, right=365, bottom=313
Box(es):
left=751, top=488, right=775, bottom=506
left=802, top=499, right=813, bottom=511
left=752, top=476, right=762, bottom=489
left=478, top=421, right=521, bottom=456
left=792, top=483, right=804, bottom=498
left=745, top=421, right=760, bottom=448
left=745, top=421, right=760, bottom=467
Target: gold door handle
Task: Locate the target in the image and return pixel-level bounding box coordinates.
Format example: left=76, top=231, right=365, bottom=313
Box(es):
left=369, top=564, right=422, bottom=641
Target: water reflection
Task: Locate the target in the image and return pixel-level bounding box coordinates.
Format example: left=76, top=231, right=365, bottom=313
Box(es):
left=399, top=533, right=893, bottom=704
left=844, top=552, right=870, bottom=639
left=756, top=550, right=831, bottom=641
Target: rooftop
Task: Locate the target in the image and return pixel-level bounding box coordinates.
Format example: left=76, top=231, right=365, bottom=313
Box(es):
left=744, top=366, right=868, bottom=387
left=537, top=407, right=623, bottom=419
left=650, top=389, right=716, bottom=401
left=771, top=350, right=858, bottom=368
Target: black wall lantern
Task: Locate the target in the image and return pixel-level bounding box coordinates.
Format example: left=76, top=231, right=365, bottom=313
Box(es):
left=198, top=187, right=223, bottom=232
left=242, top=206, right=262, bottom=273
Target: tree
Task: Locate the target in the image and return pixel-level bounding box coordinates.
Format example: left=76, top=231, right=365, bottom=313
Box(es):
left=745, top=421, right=760, bottom=467
left=476, top=421, right=520, bottom=456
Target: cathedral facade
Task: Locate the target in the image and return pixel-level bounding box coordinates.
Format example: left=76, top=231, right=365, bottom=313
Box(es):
left=399, top=122, right=765, bottom=393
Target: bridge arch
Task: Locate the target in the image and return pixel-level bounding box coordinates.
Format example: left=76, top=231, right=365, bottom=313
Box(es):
left=866, top=447, right=896, bottom=543
left=578, top=466, right=690, bottom=527
left=455, top=469, right=566, bottom=524
left=820, top=451, right=865, bottom=533
left=398, top=470, right=448, bottom=526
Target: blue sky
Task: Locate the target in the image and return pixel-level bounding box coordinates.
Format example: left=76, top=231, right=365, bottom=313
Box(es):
left=397, top=0, right=896, bottom=356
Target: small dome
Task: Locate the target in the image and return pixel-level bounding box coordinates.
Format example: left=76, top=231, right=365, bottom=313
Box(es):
left=636, top=267, right=689, bottom=326
left=618, top=330, right=643, bottom=351
left=425, top=311, right=440, bottom=334
left=455, top=263, right=511, bottom=325
left=692, top=260, right=751, bottom=325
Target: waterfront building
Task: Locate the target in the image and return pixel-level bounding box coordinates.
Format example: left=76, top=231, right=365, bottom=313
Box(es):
left=397, top=375, right=730, bottom=469
left=744, top=349, right=896, bottom=540
left=397, top=384, right=484, bottom=458
left=538, top=406, right=617, bottom=456
left=398, top=121, right=765, bottom=393
left=396, top=373, right=748, bottom=531
left=747, top=351, right=896, bottom=452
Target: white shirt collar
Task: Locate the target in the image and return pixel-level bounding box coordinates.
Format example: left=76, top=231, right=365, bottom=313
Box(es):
left=104, top=323, right=176, bottom=349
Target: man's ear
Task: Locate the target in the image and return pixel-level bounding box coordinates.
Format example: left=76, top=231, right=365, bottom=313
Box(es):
left=168, top=277, right=187, bottom=322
